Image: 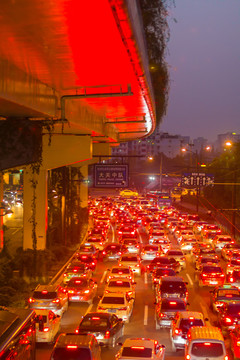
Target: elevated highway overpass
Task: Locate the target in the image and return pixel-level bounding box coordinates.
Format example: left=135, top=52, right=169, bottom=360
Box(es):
left=0, top=0, right=156, bottom=249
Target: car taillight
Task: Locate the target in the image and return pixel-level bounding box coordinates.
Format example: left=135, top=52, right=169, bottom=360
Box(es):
left=118, top=307, right=127, bottom=310
left=28, top=297, right=35, bottom=303
left=68, top=290, right=74, bottom=294
left=186, top=355, right=191, bottom=360
left=224, top=356, right=229, bottom=360
left=103, top=251, right=106, bottom=255
left=174, top=328, right=182, bottom=335
left=67, top=345, right=78, bottom=349
left=202, top=273, right=207, bottom=277
left=84, top=290, right=90, bottom=294
left=230, top=277, right=234, bottom=282
left=75, top=328, right=79, bottom=333
left=160, top=313, right=167, bottom=318
left=224, top=317, right=232, bottom=324
left=117, top=252, right=122, bottom=255
left=43, top=327, right=50, bottom=332
left=237, top=341, right=240, bottom=346
left=220, top=274, right=225, bottom=277
left=52, top=298, right=60, bottom=304
left=104, top=331, right=110, bottom=339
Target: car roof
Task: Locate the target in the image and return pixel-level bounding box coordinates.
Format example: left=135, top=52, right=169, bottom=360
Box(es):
left=83, top=312, right=113, bottom=319
left=178, top=311, right=204, bottom=320
left=55, top=333, right=96, bottom=347
left=102, top=292, right=125, bottom=298
left=122, top=338, right=155, bottom=348
left=161, top=276, right=184, bottom=282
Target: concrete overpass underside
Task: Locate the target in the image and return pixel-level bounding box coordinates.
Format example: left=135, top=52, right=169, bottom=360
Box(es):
left=0, top=0, right=156, bottom=249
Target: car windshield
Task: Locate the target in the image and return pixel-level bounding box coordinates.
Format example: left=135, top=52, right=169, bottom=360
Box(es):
left=155, top=269, right=176, bottom=277
left=168, top=251, right=183, bottom=256
left=52, top=348, right=91, bottom=360
left=122, top=347, right=152, bottom=358
left=80, top=317, right=108, bottom=329
left=101, top=296, right=125, bottom=304
left=68, top=279, right=88, bottom=288
left=202, top=266, right=222, bottom=273
left=121, top=256, right=138, bottom=262
left=33, top=291, right=57, bottom=300
left=111, top=268, right=130, bottom=274
left=161, top=282, right=186, bottom=292
left=152, top=258, right=169, bottom=265
left=191, top=342, right=223, bottom=357
left=228, top=304, right=240, bottom=315
left=108, top=281, right=130, bottom=288
left=144, top=246, right=158, bottom=251
left=179, top=319, right=204, bottom=333
left=161, top=300, right=186, bottom=310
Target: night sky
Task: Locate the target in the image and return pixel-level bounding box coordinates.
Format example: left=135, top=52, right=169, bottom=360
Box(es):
left=160, top=0, right=240, bottom=142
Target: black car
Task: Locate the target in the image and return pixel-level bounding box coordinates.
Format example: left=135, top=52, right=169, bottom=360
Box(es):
left=147, top=257, right=180, bottom=273
left=218, top=302, right=240, bottom=334
left=76, top=312, right=124, bottom=348
left=155, top=276, right=188, bottom=303
left=76, top=254, right=97, bottom=271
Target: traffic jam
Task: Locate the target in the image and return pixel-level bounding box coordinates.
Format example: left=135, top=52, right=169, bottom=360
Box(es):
left=33, top=193, right=240, bottom=360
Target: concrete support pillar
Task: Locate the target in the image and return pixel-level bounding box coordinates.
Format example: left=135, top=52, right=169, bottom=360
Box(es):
left=23, top=167, right=48, bottom=250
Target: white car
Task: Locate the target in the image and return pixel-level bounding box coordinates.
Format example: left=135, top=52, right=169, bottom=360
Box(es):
left=97, top=292, right=134, bottom=323
left=35, top=309, right=61, bottom=343
left=116, top=338, right=165, bottom=360
left=118, top=254, right=142, bottom=276
left=167, top=249, right=186, bottom=269
left=141, top=245, right=161, bottom=261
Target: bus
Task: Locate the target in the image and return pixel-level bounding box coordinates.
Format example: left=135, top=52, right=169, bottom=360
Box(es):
left=0, top=307, right=36, bottom=360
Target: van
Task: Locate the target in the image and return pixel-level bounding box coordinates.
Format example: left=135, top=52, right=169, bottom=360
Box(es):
left=50, top=333, right=101, bottom=360
left=185, top=326, right=228, bottom=360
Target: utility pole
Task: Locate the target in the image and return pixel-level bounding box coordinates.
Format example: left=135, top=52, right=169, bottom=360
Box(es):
left=159, top=153, right=163, bottom=192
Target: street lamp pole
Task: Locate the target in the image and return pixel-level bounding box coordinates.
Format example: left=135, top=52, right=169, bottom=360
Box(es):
left=159, top=153, right=163, bottom=192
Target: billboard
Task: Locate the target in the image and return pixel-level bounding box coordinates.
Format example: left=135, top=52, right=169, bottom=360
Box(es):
left=94, top=164, right=129, bottom=188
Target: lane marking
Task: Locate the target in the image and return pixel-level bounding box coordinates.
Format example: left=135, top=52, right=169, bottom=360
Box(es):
left=144, top=305, right=148, bottom=325
left=100, top=270, right=107, bottom=284
left=144, top=272, right=148, bottom=284
left=186, top=273, right=193, bottom=286
left=85, top=303, right=93, bottom=315
left=12, top=228, right=21, bottom=235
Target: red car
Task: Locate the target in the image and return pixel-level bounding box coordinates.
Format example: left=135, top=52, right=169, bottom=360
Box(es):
left=197, top=265, right=225, bottom=287
left=230, top=325, right=240, bottom=359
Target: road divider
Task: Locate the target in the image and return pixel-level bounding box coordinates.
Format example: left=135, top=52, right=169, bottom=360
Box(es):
left=186, top=273, right=193, bottom=286
left=144, top=305, right=148, bottom=325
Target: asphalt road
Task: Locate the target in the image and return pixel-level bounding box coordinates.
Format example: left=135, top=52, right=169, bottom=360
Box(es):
left=35, top=221, right=233, bottom=360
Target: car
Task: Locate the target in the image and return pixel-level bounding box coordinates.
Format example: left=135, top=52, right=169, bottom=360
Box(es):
left=170, top=311, right=206, bottom=351
left=185, top=214, right=200, bottom=226
left=63, top=263, right=92, bottom=284
left=152, top=267, right=177, bottom=288
left=65, top=277, right=97, bottom=304
left=140, top=245, right=161, bottom=261
left=226, top=255, right=240, bottom=275
left=85, top=236, right=105, bottom=251
left=192, top=242, right=213, bottom=258
left=76, top=254, right=97, bottom=271
left=221, top=243, right=240, bottom=261
left=76, top=312, right=124, bottom=348
left=97, top=292, right=134, bottom=323
left=120, top=189, right=138, bottom=197
left=102, top=244, right=127, bottom=262
left=177, top=230, right=194, bottom=242
left=218, top=302, right=240, bottom=334
left=180, top=237, right=198, bottom=253
left=212, top=235, right=235, bottom=251
left=195, top=256, right=220, bottom=271
left=28, top=284, right=68, bottom=317
left=148, top=230, right=167, bottom=244
left=229, top=325, right=240, bottom=360
left=193, top=221, right=208, bottom=233
left=155, top=276, right=189, bottom=303
left=118, top=254, right=142, bottom=276
left=166, top=249, right=186, bottom=270
left=228, top=269, right=240, bottom=288
left=122, top=238, right=140, bottom=254
left=50, top=333, right=101, bottom=360
left=104, top=277, right=136, bottom=299
left=150, top=238, right=171, bottom=254
left=196, top=265, right=225, bottom=287
left=147, top=256, right=181, bottom=274
left=201, top=224, right=222, bottom=239
left=210, top=285, right=240, bottom=313
left=115, top=338, right=165, bottom=360
left=106, top=266, right=134, bottom=283
left=118, top=225, right=137, bottom=240
left=35, top=309, right=61, bottom=343
left=77, top=243, right=98, bottom=257
left=155, top=298, right=187, bottom=329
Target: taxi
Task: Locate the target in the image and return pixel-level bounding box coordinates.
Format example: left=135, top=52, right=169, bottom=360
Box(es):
left=106, top=266, right=134, bottom=283
left=97, top=292, right=134, bottom=323
left=104, top=277, right=136, bottom=300
left=120, top=189, right=138, bottom=197
left=209, top=285, right=240, bottom=313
